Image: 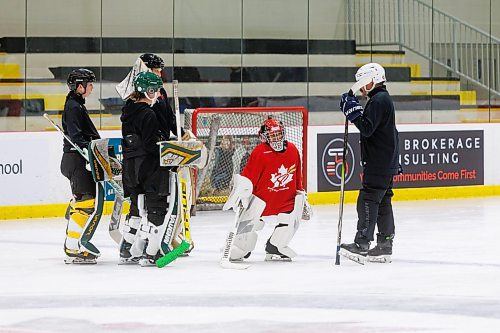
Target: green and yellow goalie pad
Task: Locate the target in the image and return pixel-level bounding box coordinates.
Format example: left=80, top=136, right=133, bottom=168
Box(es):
left=159, top=140, right=208, bottom=168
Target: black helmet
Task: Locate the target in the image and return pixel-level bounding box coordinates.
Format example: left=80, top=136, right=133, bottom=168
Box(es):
left=67, top=68, right=96, bottom=91
left=140, top=53, right=164, bottom=69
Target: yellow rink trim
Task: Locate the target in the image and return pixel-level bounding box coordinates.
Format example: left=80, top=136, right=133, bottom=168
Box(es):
left=0, top=200, right=130, bottom=220
left=0, top=93, right=66, bottom=111
left=0, top=63, right=21, bottom=79
left=308, top=185, right=500, bottom=205
left=2, top=186, right=500, bottom=220
left=411, top=90, right=477, bottom=105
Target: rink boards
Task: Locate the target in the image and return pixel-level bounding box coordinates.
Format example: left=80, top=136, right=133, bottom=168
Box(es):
left=1, top=123, right=500, bottom=219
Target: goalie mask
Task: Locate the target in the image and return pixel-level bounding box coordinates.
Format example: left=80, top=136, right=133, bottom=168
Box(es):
left=133, top=71, right=163, bottom=105
left=259, top=118, right=286, bottom=152
left=67, top=68, right=96, bottom=92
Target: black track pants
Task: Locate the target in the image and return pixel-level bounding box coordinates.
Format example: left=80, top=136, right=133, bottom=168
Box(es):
left=355, top=173, right=395, bottom=243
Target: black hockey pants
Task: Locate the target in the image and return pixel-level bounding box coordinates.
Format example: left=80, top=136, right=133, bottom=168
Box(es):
left=60, top=151, right=96, bottom=198
left=355, top=173, right=395, bottom=244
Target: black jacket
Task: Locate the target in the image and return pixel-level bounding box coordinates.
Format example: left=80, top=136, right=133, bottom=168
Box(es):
left=62, top=91, right=100, bottom=153
left=120, top=100, right=160, bottom=159
left=353, top=85, right=399, bottom=176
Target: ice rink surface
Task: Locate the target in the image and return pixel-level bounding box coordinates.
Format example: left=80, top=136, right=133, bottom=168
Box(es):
left=1, top=197, right=499, bottom=333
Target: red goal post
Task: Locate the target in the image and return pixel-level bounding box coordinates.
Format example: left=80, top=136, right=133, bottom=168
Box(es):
left=184, top=106, right=308, bottom=209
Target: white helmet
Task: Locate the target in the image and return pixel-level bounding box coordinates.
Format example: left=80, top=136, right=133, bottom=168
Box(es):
left=355, top=63, right=386, bottom=91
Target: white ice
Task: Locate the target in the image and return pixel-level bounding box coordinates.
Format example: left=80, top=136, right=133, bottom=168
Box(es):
left=1, top=197, right=499, bottom=333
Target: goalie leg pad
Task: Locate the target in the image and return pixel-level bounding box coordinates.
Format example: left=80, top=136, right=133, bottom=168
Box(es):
left=64, top=184, right=104, bottom=257
left=228, top=195, right=265, bottom=261
left=119, top=215, right=142, bottom=264
left=230, top=218, right=264, bottom=261
left=266, top=195, right=304, bottom=260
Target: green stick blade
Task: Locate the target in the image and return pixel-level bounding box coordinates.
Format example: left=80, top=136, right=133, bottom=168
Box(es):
left=156, top=240, right=190, bottom=268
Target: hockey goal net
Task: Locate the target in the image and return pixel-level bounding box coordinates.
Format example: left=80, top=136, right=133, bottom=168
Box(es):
left=184, top=107, right=308, bottom=210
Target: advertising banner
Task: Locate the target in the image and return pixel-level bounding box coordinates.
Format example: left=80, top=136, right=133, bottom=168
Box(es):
left=317, top=130, right=484, bottom=192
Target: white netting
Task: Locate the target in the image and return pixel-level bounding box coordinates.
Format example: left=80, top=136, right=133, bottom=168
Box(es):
left=184, top=107, right=307, bottom=209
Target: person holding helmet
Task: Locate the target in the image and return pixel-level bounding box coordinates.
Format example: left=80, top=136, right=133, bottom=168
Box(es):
left=339, top=63, right=400, bottom=264
left=120, top=71, right=172, bottom=266
left=60, top=68, right=103, bottom=264
left=223, top=117, right=312, bottom=262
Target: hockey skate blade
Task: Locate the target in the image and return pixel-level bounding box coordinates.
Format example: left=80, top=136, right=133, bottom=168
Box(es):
left=339, top=249, right=366, bottom=265
left=264, top=254, right=292, bottom=262
left=64, top=257, right=97, bottom=265
left=367, top=255, right=392, bottom=263
left=220, top=260, right=250, bottom=270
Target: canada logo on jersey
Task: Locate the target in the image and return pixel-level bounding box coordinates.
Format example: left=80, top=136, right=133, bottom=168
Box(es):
left=269, top=164, right=295, bottom=191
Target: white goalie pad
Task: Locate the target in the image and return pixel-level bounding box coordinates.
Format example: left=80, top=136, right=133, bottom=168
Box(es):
left=229, top=195, right=266, bottom=260
left=268, top=194, right=305, bottom=258
left=223, top=174, right=253, bottom=211
left=116, top=57, right=151, bottom=100
left=235, top=195, right=266, bottom=235
left=158, top=140, right=208, bottom=169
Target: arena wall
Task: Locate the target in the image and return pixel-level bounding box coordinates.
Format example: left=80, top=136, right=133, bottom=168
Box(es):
left=1, top=123, right=500, bottom=219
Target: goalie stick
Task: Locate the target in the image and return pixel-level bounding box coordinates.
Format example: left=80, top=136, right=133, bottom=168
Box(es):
left=335, top=79, right=371, bottom=265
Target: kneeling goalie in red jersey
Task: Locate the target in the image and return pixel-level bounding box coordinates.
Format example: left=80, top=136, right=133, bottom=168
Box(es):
left=223, top=117, right=312, bottom=262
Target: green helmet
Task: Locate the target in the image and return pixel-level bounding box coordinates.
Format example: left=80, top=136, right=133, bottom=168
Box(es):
left=133, top=71, right=163, bottom=94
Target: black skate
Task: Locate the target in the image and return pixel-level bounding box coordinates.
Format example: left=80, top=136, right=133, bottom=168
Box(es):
left=367, top=234, right=393, bottom=263
left=64, top=250, right=98, bottom=264
left=118, top=240, right=140, bottom=265
left=265, top=241, right=293, bottom=262
left=339, top=242, right=369, bottom=265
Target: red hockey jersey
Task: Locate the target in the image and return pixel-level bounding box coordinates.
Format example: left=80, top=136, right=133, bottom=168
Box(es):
left=241, top=141, right=303, bottom=216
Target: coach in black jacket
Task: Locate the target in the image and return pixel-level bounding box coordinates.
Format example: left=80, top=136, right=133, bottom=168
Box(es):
left=339, top=63, right=400, bottom=264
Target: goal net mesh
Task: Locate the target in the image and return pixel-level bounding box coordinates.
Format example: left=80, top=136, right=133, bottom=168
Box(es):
left=184, top=107, right=308, bottom=210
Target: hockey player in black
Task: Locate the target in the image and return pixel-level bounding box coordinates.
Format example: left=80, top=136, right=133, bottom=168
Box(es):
left=339, top=63, right=400, bottom=264
left=139, top=53, right=184, bottom=141
left=118, top=54, right=193, bottom=264
left=60, top=68, right=103, bottom=264
left=119, top=71, right=170, bottom=266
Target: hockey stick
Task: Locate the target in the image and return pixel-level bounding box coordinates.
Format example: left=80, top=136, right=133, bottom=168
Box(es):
left=172, top=80, right=194, bottom=251
left=335, top=79, right=369, bottom=265
left=43, top=113, right=125, bottom=199
left=220, top=204, right=250, bottom=270
left=334, top=116, right=348, bottom=266
left=155, top=172, right=189, bottom=267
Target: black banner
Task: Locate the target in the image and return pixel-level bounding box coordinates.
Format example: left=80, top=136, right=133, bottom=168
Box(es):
left=317, top=130, right=484, bottom=192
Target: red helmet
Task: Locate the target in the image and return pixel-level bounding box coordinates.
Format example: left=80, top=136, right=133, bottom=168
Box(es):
left=259, top=118, right=286, bottom=151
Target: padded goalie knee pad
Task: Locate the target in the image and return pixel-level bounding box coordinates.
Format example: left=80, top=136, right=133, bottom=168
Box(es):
left=267, top=213, right=299, bottom=258
left=230, top=219, right=264, bottom=261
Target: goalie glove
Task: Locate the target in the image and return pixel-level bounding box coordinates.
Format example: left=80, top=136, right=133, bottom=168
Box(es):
left=223, top=174, right=253, bottom=211
left=297, top=190, right=313, bottom=221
